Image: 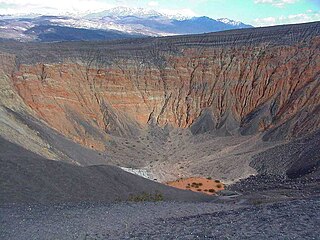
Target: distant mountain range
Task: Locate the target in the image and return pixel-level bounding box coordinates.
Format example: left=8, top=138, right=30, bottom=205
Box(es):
left=0, top=7, right=253, bottom=42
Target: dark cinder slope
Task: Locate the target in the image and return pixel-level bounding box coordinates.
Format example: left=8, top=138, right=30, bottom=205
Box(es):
left=251, top=130, right=320, bottom=179
left=2, top=198, right=320, bottom=239
left=0, top=137, right=210, bottom=204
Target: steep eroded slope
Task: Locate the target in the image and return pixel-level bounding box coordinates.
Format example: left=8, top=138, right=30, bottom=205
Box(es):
left=0, top=22, right=319, bottom=183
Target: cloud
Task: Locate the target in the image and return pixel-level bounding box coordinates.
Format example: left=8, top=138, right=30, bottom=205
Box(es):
left=148, top=1, right=159, bottom=7
left=0, top=0, right=197, bottom=17
left=254, top=16, right=277, bottom=26
left=254, top=0, right=298, bottom=8
left=0, top=0, right=114, bottom=15
left=253, top=10, right=320, bottom=26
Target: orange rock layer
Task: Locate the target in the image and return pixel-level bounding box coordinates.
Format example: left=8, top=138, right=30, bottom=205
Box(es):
left=9, top=37, right=320, bottom=149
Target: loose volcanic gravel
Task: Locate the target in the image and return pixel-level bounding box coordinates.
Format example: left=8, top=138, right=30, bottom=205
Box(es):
left=126, top=198, right=320, bottom=240
left=1, top=197, right=319, bottom=240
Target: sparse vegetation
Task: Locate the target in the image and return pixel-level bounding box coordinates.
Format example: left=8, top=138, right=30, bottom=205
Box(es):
left=190, top=182, right=203, bottom=189
left=128, top=192, right=164, bottom=202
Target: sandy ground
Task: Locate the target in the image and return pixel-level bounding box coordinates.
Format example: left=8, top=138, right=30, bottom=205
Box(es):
left=166, top=177, right=225, bottom=195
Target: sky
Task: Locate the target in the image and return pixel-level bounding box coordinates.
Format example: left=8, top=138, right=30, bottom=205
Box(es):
left=0, top=0, right=319, bottom=27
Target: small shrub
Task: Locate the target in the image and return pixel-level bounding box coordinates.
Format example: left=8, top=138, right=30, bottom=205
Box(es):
left=204, top=189, right=208, bottom=192
left=153, top=192, right=164, bottom=201
left=215, top=180, right=220, bottom=183
left=216, top=184, right=223, bottom=189
left=197, top=189, right=202, bottom=191
left=128, top=192, right=164, bottom=202
left=207, top=177, right=212, bottom=180
left=208, top=189, right=215, bottom=193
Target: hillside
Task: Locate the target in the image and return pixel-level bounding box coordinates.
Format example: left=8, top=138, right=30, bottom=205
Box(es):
left=0, top=21, right=319, bottom=203
left=0, top=136, right=210, bottom=204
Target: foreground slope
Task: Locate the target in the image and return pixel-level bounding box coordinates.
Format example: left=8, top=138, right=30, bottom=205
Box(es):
left=0, top=136, right=209, bottom=204
left=1, top=196, right=320, bottom=239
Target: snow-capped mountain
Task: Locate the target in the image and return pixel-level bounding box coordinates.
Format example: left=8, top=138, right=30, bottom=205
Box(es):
left=218, top=18, right=245, bottom=26
left=0, top=7, right=253, bottom=42
left=85, top=7, right=163, bottom=19
left=85, top=7, right=191, bottom=20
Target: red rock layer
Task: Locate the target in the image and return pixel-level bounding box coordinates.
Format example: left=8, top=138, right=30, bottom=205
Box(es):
left=11, top=37, right=320, bottom=148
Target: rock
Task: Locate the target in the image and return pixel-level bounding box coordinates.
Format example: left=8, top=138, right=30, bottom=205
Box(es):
left=1, top=22, right=318, bottom=150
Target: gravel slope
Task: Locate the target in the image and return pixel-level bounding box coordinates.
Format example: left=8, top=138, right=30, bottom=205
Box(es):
left=0, top=136, right=210, bottom=204
left=1, top=197, right=319, bottom=239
